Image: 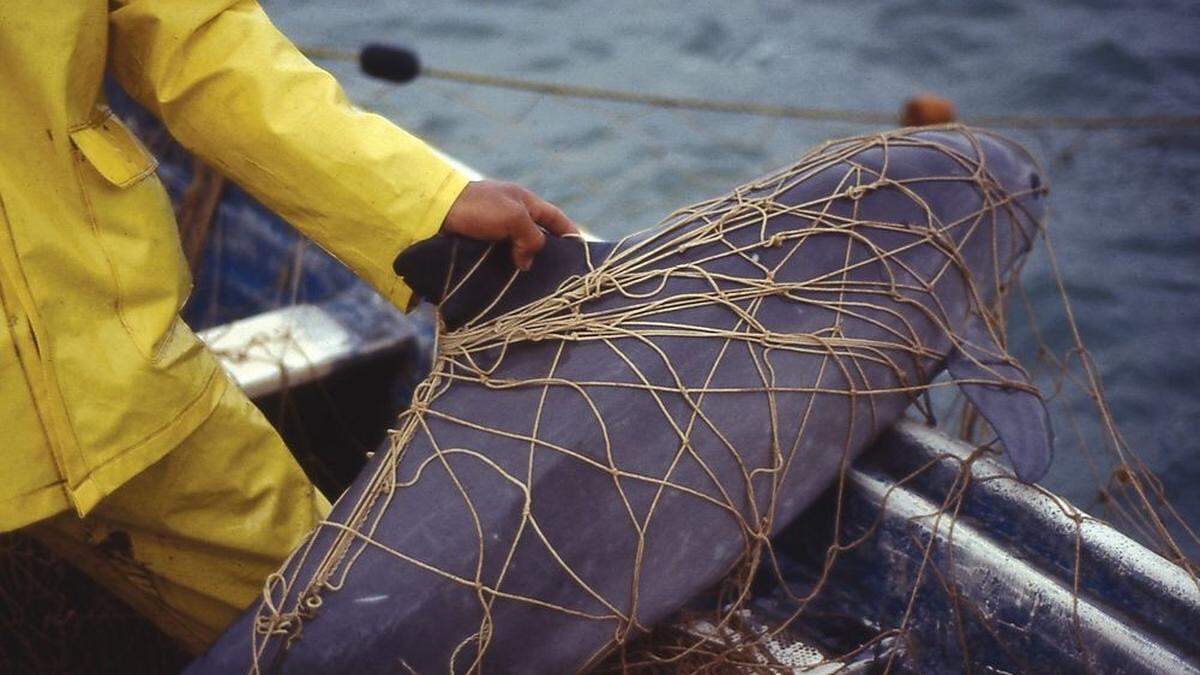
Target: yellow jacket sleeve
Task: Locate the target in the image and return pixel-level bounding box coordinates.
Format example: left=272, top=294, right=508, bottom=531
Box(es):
left=107, top=0, right=470, bottom=309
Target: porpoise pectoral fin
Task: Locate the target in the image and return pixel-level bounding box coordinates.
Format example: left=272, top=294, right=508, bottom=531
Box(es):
left=946, top=319, right=1054, bottom=482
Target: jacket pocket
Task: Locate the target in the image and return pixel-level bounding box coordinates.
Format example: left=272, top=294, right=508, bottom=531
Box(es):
left=70, top=104, right=194, bottom=363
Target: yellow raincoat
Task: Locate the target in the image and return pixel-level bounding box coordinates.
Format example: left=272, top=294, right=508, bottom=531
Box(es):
left=0, top=1, right=468, bottom=532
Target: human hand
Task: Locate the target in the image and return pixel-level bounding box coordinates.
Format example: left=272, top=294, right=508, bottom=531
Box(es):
left=440, top=180, right=579, bottom=271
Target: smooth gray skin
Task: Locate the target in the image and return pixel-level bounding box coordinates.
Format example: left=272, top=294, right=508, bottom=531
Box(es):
left=189, top=129, right=1048, bottom=674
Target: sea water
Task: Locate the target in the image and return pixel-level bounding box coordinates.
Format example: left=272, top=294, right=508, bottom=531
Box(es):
left=266, top=0, right=1200, bottom=556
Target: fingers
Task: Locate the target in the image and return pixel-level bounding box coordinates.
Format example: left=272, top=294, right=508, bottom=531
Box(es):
left=509, top=210, right=546, bottom=271
left=442, top=181, right=573, bottom=271
left=520, top=189, right=579, bottom=237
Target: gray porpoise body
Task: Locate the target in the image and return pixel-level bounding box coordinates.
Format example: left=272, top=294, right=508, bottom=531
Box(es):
left=188, top=128, right=1047, bottom=674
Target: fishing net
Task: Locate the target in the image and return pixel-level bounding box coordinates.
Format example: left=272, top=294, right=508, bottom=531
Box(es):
left=0, top=532, right=190, bottom=674
left=232, top=124, right=1196, bottom=672
left=1, top=82, right=1197, bottom=675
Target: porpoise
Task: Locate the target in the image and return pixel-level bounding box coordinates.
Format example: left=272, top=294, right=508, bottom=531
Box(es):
left=187, top=126, right=1051, bottom=674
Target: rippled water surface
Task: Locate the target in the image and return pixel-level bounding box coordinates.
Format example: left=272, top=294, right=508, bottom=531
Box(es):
left=265, top=1, right=1200, bottom=545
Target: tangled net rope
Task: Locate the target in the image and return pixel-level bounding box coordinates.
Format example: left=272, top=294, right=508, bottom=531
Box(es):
left=2, top=117, right=1194, bottom=672
left=225, top=124, right=1200, bottom=674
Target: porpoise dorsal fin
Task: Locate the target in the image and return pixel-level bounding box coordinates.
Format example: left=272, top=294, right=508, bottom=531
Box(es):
left=394, top=233, right=615, bottom=331
left=946, top=318, right=1054, bottom=482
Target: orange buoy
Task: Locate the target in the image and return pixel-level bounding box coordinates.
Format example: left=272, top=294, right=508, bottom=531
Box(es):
left=900, top=94, right=957, bottom=127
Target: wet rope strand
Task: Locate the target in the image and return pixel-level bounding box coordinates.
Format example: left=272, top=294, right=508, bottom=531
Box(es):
left=302, top=45, right=1200, bottom=130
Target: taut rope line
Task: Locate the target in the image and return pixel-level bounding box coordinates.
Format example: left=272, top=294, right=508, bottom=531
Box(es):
left=302, top=45, right=1200, bottom=131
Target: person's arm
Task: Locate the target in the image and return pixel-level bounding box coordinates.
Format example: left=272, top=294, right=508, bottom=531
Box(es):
left=108, top=1, right=573, bottom=309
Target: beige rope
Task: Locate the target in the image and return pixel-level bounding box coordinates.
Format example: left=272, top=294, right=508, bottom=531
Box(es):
left=303, top=45, right=1200, bottom=131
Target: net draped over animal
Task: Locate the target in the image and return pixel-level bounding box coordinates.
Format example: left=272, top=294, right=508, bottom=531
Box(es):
left=187, top=126, right=1050, bottom=673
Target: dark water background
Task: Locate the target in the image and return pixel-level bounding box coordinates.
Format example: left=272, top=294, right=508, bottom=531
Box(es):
left=264, top=1, right=1200, bottom=551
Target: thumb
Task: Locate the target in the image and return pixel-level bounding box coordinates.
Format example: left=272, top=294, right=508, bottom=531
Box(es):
left=510, top=213, right=546, bottom=271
